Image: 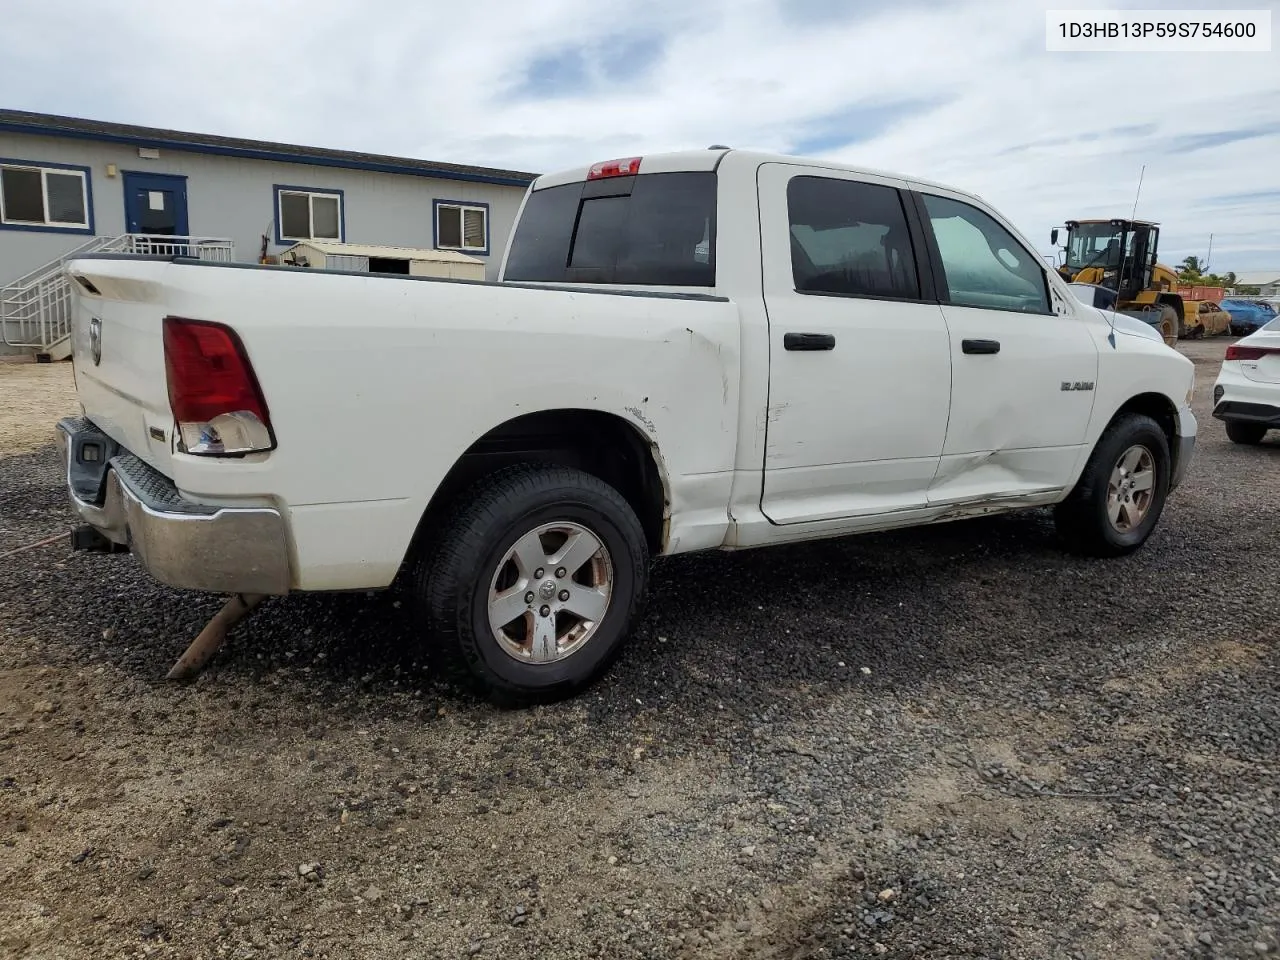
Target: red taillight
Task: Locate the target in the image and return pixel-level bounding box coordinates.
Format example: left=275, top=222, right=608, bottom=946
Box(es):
left=162, top=317, right=274, bottom=455
left=587, top=157, right=642, bottom=180
left=1225, top=345, right=1279, bottom=361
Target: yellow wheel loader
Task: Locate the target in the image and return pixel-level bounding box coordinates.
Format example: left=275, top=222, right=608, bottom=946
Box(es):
left=1051, top=219, right=1184, bottom=347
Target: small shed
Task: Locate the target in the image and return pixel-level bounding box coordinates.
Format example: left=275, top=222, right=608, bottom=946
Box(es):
left=278, top=240, right=485, bottom=280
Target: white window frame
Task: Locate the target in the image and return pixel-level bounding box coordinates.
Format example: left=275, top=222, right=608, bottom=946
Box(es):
left=0, top=163, right=90, bottom=229
left=277, top=189, right=343, bottom=242
left=435, top=202, right=488, bottom=253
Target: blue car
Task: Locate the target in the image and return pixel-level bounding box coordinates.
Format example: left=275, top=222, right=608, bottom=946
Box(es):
left=1221, top=298, right=1278, bottom=336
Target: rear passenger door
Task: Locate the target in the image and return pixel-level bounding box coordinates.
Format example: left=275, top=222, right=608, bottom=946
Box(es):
left=910, top=187, right=1100, bottom=506
left=758, top=164, right=953, bottom=524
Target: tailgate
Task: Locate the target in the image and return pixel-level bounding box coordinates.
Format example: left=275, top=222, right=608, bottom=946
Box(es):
left=65, top=257, right=178, bottom=474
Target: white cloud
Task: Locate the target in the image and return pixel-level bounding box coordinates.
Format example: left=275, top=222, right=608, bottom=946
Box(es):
left=3, top=0, right=1278, bottom=269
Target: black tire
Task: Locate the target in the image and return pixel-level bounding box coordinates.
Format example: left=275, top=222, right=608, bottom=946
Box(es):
left=1225, top=421, right=1268, bottom=445
left=416, top=463, right=649, bottom=705
left=1053, top=413, right=1171, bottom=558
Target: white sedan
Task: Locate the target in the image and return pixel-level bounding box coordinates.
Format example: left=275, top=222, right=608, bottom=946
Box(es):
left=1213, top=315, right=1280, bottom=445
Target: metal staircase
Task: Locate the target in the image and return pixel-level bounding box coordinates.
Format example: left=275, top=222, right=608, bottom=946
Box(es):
left=1, top=235, right=235, bottom=361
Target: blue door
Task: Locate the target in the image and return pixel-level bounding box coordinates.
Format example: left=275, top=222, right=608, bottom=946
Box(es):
left=122, top=172, right=188, bottom=236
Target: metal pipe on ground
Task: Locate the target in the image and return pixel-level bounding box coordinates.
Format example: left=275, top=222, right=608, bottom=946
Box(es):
left=166, top=593, right=265, bottom=681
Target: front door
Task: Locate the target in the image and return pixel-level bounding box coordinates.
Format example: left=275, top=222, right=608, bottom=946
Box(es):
left=122, top=172, right=188, bottom=238
left=758, top=163, right=953, bottom=525
left=910, top=187, right=1100, bottom=505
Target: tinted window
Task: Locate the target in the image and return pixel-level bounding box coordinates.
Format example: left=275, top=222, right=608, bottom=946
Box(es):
left=921, top=194, right=1050, bottom=314
left=279, top=193, right=311, bottom=239
left=311, top=196, right=340, bottom=240
left=501, top=183, right=579, bottom=280
left=45, top=172, right=86, bottom=224
left=569, top=196, right=629, bottom=271
left=0, top=167, right=44, bottom=222
left=787, top=177, right=920, bottom=300
left=503, top=172, right=716, bottom=286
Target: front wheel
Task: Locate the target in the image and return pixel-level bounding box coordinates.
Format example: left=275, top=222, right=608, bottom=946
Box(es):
left=1225, top=421, right=1268, bottom=445
left=1157, top=306, right=1178, bottom=347
left=1053, top=413, right=1172, bottom=557
left=417, top=463, right=649, bottom=705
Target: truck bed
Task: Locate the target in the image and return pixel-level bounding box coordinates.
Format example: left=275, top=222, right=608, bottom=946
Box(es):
left=63, top=253, right=744, bottom=589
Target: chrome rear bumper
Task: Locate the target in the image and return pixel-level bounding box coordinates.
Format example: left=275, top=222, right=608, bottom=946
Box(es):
left=56, top=417, right=292, bottom=595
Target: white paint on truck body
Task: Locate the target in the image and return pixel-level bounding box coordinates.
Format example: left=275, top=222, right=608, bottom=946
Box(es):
left=66, top=147, right=1196, bottom=591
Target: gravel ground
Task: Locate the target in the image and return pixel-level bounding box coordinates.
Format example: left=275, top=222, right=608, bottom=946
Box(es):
left=1, top=340, right=1276, bottom=960
left=0, top=361, right=81, bottom=455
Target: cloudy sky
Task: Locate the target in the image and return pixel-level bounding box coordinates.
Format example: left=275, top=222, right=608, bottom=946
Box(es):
left=3, top=0, right=1278, bottom=271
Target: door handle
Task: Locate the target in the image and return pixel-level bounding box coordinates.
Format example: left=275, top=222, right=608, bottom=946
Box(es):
left=962, top=339, right=1001, bottom=355
left=784, top=332, right=836, bottom=351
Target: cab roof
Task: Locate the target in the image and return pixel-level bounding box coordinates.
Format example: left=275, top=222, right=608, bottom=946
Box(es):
left=1069, top=218, right=1162, bottom=227
left=532, top=147, right=985, bottom=204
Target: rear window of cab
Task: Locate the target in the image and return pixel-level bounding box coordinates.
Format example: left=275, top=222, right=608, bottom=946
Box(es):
left=503, top=171, right=717, bottom=287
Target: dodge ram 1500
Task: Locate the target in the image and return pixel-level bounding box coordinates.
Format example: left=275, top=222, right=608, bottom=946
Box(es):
left=57, top=147, right=1197, bottom=702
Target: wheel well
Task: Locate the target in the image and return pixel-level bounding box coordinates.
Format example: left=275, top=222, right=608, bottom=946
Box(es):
left=1156, top=292, right=1184, bottom=321
left=1112, top=392, right=1178, bottom=462
left=407, top=409, right=668, bottom=564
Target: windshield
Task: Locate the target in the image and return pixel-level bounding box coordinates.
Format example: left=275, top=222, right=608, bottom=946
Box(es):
left=1065, top=223, right=1128, bottom=271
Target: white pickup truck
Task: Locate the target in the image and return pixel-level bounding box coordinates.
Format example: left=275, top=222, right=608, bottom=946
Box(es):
left=57, top=148, right=1197, bottom=702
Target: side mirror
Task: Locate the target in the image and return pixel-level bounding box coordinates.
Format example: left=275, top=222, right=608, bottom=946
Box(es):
left=1050, top=228, right=1059, bottom=246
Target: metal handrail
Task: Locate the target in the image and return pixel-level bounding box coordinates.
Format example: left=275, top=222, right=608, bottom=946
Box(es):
left=6, top=235, right=122, bottom=289
left=1, top=235, right=234, bottom=352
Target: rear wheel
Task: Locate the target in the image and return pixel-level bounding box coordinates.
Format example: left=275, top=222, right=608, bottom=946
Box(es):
left=416, top=463, right=649, bottom=705
left=1225, top=421, right=1268, bottom=445
left=1054, top=413, right=1171, bottom=557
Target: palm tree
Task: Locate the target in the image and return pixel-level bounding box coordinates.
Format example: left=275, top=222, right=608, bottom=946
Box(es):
left=1225, top=271, right=1238, bottom=287
left=1180, top=255, right=1203, bottom=277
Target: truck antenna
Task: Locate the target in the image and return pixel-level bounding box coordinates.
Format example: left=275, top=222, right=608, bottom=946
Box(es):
left=1130, top=164, right=1146, bottom=220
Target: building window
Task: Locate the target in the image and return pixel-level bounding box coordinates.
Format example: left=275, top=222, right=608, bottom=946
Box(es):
left=0, top=160, right=91, bottom=231
left=275, top=186, right=343, bottom=243
left=434, top=200, right=488, bottom=254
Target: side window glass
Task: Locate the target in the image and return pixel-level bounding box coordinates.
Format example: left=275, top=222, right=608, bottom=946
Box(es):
left=787, top=176, right=921, bottom=300
left=921, top=194, right=1050, bottom=314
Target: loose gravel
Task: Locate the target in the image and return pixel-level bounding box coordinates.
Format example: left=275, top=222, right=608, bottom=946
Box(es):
left=0, top=361, right=81, bottom=456
left=1, top=340, right=1276, bottom=960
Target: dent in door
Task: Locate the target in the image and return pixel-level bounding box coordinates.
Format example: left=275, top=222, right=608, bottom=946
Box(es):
left=929, top=404, right=1076, bottom=499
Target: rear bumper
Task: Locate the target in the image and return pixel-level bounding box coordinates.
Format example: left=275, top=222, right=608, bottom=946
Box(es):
left=1213, top=400, right=1280, bottom=427
left=56, top=417, right=292, bottom=595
